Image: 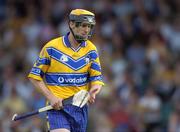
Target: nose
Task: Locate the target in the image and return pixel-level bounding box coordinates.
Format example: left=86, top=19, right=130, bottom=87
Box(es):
left=84, top=26, right=90, bottom=33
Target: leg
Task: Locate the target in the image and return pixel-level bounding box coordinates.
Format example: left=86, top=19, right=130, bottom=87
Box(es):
left=47, top=110, right=71, bottom=131
left=50, top=128, right=70, bottom=132
left=64, top=105, right=88, bottom=132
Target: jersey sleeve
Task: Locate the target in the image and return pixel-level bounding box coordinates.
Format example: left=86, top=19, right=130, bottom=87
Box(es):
left=88, top=49, right=104, bottom=86
left=28, top=46, right=51, bottom=81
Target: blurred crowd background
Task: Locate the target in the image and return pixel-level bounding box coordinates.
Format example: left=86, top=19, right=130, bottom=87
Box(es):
left=0, top=0, right=180, bottom=132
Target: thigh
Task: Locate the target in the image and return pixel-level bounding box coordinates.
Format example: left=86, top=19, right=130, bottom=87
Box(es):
left=50, top=128, right=70, bottom=132
left=47, top=109, right=71, bottom=131
left=64, top=105, right=88, bottom=132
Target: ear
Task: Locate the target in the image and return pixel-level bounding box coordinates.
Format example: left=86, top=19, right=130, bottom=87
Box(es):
left=69, top=21, right=75, bottom=29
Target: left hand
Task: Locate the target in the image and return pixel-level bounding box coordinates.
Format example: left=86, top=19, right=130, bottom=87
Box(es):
left=89, top=88, right=98, bottom=104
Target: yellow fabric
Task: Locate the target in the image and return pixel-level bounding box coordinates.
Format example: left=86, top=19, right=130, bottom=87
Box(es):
left=90, top=81, right=105, bottom=86
left=70, top=9, right=95, bottom=16
left=28, top=34, right=104, bottom=99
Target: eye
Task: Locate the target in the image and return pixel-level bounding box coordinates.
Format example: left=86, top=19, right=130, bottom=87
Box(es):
left=75, top=22, right=81, bottom=27
left=81, top=23, right=92, bottom=28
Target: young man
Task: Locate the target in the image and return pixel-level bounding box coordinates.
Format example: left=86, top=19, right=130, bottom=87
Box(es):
left=28, top=9, right=104, bottom=132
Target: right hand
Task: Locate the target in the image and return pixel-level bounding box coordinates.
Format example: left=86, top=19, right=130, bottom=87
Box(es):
left=49, top=95, right=63, bottom=110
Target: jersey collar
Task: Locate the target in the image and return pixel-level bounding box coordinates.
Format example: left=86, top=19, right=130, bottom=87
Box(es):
left=63, top=32, right=86, bottom=48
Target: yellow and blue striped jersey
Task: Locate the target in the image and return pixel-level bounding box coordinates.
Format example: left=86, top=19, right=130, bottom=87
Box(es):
left=28, top=32, right=104, bottom=99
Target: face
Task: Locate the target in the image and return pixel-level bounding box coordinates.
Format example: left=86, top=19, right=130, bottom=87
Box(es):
left=70, top=21, right=93, bottom=40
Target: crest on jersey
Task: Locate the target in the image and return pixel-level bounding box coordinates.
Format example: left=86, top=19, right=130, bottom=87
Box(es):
left=60, top=55, right=68, bottom=62
left=85, top=56, right=90, bottom=64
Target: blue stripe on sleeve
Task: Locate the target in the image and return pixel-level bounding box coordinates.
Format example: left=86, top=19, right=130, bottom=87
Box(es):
left=90, top=62, right=101, bottom=72
left=30, top=67, right=44, bottom=77
left=36, top=57, right=50, bottom=66
left=89, top=75, right=103, bottom=82
left=88, top=51, right=98, bottom=60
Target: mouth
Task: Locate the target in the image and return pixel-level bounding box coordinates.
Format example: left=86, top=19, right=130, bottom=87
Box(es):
left=82, top=33, right=88, bottom=36
left=81, top=34, right=88, bottom=38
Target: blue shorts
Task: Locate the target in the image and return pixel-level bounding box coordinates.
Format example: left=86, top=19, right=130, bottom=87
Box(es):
left=47, top=104, right=88, bottom=132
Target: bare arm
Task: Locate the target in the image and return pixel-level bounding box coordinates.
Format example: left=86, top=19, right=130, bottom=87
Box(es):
left=89, top=84, right=102, bottom=104
left=29, top=78, right=63, bottom=110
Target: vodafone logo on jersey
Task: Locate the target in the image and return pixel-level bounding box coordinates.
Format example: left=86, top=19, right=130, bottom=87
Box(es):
left=45, top=73, right=89, bottom=86
left=58, top=77, right=87, bottom=84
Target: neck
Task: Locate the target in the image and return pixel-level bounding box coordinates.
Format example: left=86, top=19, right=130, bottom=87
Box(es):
left=68, top=32, right=80, bottom=49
